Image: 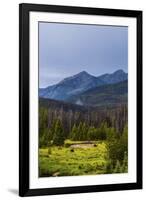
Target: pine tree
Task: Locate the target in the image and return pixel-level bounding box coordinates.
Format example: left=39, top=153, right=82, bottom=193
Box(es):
left=39, top=128, right=50, bottom=147
left=118, top=124, right=128, bottom=162
left=70, top=124, right=78, bottom=140
left=87, top=126, right=97, bottom=140
left=106, top=160, right=113, bottom=174
left=121, top=124, right=128, bottom=147
left=97, top=122, right=108, bottom=140
left=106, top=127, right=116, bottom=141
left=114, top=160, right=122, bottom=173
left=53, top=119, right=65, bottom=146
left=107, top=124, right=128, bottom=166
left=51, top=119, right=57, bottom=135
left=77, top=122, right=83, bottom=140
left=82, top=122, right=88, bottom=140
left=121, top=152, right=128, bottom=173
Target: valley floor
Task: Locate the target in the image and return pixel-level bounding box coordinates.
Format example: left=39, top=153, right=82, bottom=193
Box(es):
left=39, top=141, right=111, bottom=177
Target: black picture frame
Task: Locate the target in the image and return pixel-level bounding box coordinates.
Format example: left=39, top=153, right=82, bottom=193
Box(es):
left=19, top=3, right=143, bottom=197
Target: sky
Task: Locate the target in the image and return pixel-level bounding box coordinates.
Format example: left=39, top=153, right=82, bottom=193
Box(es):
left=39, top=22, right=128, bottom=88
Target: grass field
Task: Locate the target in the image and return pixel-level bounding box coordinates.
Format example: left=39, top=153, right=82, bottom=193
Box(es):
left=39, top=141, right=109, bottom=177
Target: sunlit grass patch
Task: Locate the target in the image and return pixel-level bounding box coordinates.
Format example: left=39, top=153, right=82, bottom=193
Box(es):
left=39, top=140, right=108, bottom=177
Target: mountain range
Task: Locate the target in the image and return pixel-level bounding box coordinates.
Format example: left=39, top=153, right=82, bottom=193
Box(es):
left=67, top=80, right=127, bottom=107
left=39, top=69, right=128, bottom=105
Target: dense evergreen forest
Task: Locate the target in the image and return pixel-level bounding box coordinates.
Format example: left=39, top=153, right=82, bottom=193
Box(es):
left=39, top=98, right=128, bottom=176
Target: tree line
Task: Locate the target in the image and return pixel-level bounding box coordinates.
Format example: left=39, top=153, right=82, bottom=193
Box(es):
left=39, top=104, right=127, bottom=146
left=39, top=104, right=127, bottom=141
left=39, top=104, right=128, bottom=172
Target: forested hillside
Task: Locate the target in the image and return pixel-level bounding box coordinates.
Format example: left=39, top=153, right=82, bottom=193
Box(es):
left=39, top=97, right=128, bottom=177
left=67, top=80, right=127, bottom=107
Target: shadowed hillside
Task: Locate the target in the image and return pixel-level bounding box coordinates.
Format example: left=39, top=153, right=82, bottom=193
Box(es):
left=67, top=80, right=127, bottom=107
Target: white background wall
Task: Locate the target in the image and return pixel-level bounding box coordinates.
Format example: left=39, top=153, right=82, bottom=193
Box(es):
left=0, top=0, right=145, bottom=199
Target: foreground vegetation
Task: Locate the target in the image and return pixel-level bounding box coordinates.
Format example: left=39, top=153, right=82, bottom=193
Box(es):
left=39, top=133, right=128, bottom=177
left=39, top=141, right=108, bottom=176
left=39, top=103, right=128, bottom=177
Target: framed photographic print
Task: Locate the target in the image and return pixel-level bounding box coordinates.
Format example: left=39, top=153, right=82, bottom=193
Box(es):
left=19, top=3, right=142, bottom=197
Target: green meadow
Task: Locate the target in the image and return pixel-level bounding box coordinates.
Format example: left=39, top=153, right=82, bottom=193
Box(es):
left=39, top=140, right=127, bottom=177
left=39, top=141, right=108, bottom=177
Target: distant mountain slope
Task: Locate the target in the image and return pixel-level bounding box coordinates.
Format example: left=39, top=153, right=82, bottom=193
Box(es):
left=39, top=97, right=125, bottom=113
left=67, top=80, right=128, bottom=107
left=98, top=69, right=128, bottom=84
left=39, top=69, right=128, bottom=101
left=39, top=71, right=104, bottom=100
left=39, top=97, right=88, bottom=113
